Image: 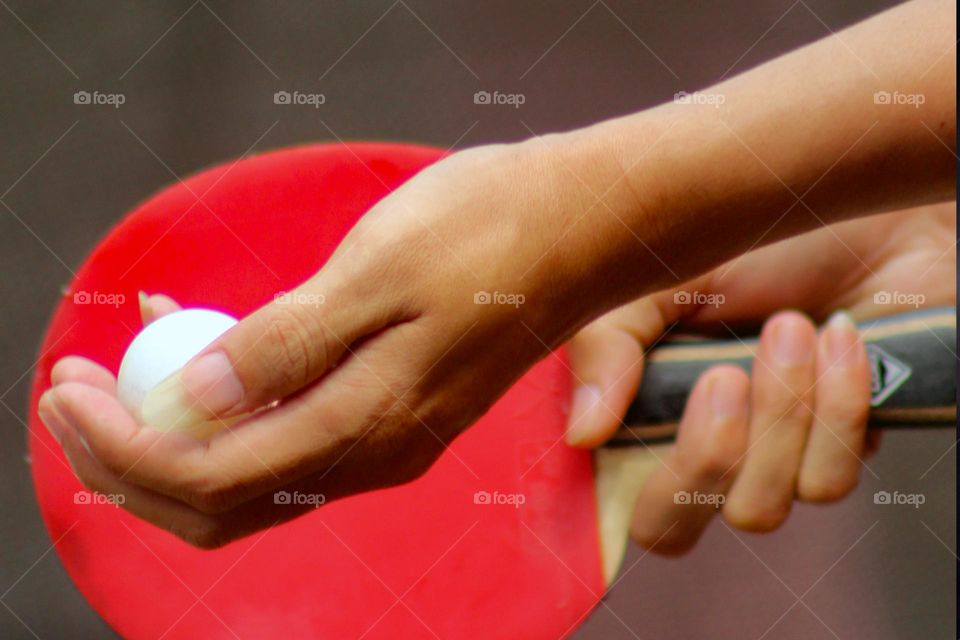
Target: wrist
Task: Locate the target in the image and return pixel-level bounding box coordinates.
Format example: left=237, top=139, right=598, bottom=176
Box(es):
left=501, top=123, right=676, bottom=338
left=542, top=112, right=696, bottom=302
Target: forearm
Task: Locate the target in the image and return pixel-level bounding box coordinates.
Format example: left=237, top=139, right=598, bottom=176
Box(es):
left=558, top=0, right=955, bottom=311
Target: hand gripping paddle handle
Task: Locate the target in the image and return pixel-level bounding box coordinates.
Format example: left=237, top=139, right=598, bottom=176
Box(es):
left=614, top=307, right=956, bottom=445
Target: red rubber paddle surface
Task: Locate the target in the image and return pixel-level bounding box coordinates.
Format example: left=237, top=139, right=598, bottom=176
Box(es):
left=28, top=143, right=604, bottom=639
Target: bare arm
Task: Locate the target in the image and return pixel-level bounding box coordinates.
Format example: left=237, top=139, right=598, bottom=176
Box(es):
left=43, top=0, right=956, bottom=547
left=575, top=0, right=955, bottom=300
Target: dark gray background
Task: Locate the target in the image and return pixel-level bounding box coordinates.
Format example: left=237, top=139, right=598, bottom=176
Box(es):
left=0, top=1, right=954, bottom=638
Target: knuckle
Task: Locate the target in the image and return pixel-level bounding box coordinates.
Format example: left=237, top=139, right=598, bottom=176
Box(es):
left=262, top=306, right=328, bottom=388
left=688, top=431, right=743, bottom=482
left=337, top=400, right=446, bottom=491
left=816, top=399, right=869, bottom=433
left=386, top=430, right=445, bottom=485
left=178, top=519, right=231, bottom=550
left=396, top=444, right=442, bottom=483
left=188, top=487, right=236, bottom=515
left=755, top=370, right=813, bottom=414
left=377, top=416, right=446, bottom=485
left=627, top=518, right=659, bottom=550
left=629, top=522, right=696, bottom=557
left=179, top=470, right=240, bottom=515
left=757, top=402, right=813, bottom=435
left=692, top=453, right=738, bottom=484
left=723, top=496, right=790, bottom=533
left=798, top=469, right=858, bottom=503
left=780, top=396, right=815, bottom=423
left=416, top=386, right=486, bottom=443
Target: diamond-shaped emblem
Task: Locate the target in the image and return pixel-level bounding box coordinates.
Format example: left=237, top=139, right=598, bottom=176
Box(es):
left=867, top=344, right=912, bottom=407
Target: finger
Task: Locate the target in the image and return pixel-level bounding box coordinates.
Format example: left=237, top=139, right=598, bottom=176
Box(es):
left=45, top=382, right=205, bottom=497
left=797, top=311, right=870, bottom=502
left=56, top=418, right=218, bottom=545
left=630, top=365, right=749, bottom=555
left=565, top=323, right=644, bottom=447
left=48, top=380, right=318, bottom=524
left=565, top=297, right=670, bottom=448
left=37, top=389, right=69, bottom=445
left=138, top=275, right=399, bottom=432
left=49, top=400, right=320, bottom=549
left=50, top=356, right=116, bottom=393
left=139, top=291, right=182, bottom=325
left=53, top=322, right=436, bottom=514
left=723, top=311, right=817, bottom=532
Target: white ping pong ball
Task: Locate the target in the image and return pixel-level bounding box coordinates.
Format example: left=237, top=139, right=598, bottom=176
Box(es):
left=117, top=308, right=238, bottom=423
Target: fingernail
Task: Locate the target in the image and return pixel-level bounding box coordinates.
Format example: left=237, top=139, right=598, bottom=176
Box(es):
left=710, top=372, right=748, bottom=418
left=566, top=384, right=602, bottom=445
left=771, top=314, right=812, bottom=365
left=826, top=311, right=860, bottom=367
left=77, top=432, right=94, bottom=456
left=138, top=290, right=150, bottom=323
left=37, top=392, right=65, bottom=445
left=140, top=351, right=244, bottom=431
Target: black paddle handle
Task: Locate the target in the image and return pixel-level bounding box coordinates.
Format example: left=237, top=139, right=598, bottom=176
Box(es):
left=614, top=307, right=956, bottom=444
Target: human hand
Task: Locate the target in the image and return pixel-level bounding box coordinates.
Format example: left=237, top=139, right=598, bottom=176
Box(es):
left=566, top=202, right=956, bottom=554
left=38, top=137, right=656, bottom=547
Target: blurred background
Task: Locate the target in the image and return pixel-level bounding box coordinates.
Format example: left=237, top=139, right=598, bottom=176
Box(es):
left=0, top=0, right=954, bottom=638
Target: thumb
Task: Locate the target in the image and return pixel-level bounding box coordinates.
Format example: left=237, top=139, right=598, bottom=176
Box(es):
left=564, top=321, right=644, bottom=448
left=139, top=279, right=393, bottom=432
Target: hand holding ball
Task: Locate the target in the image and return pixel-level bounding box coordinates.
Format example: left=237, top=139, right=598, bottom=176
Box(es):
left=117, top=308, right=239, bottom=437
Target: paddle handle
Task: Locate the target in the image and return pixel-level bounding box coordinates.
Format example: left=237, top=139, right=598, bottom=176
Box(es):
left=613, top=307, right=956, bottom=444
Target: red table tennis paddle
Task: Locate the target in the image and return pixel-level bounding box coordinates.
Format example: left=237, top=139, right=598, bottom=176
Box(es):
left=27, top=143, right=955, bottom=639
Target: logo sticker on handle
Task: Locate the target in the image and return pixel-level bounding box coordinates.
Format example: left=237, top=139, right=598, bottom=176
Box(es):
left=867, top=345, right=912, bottom=407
